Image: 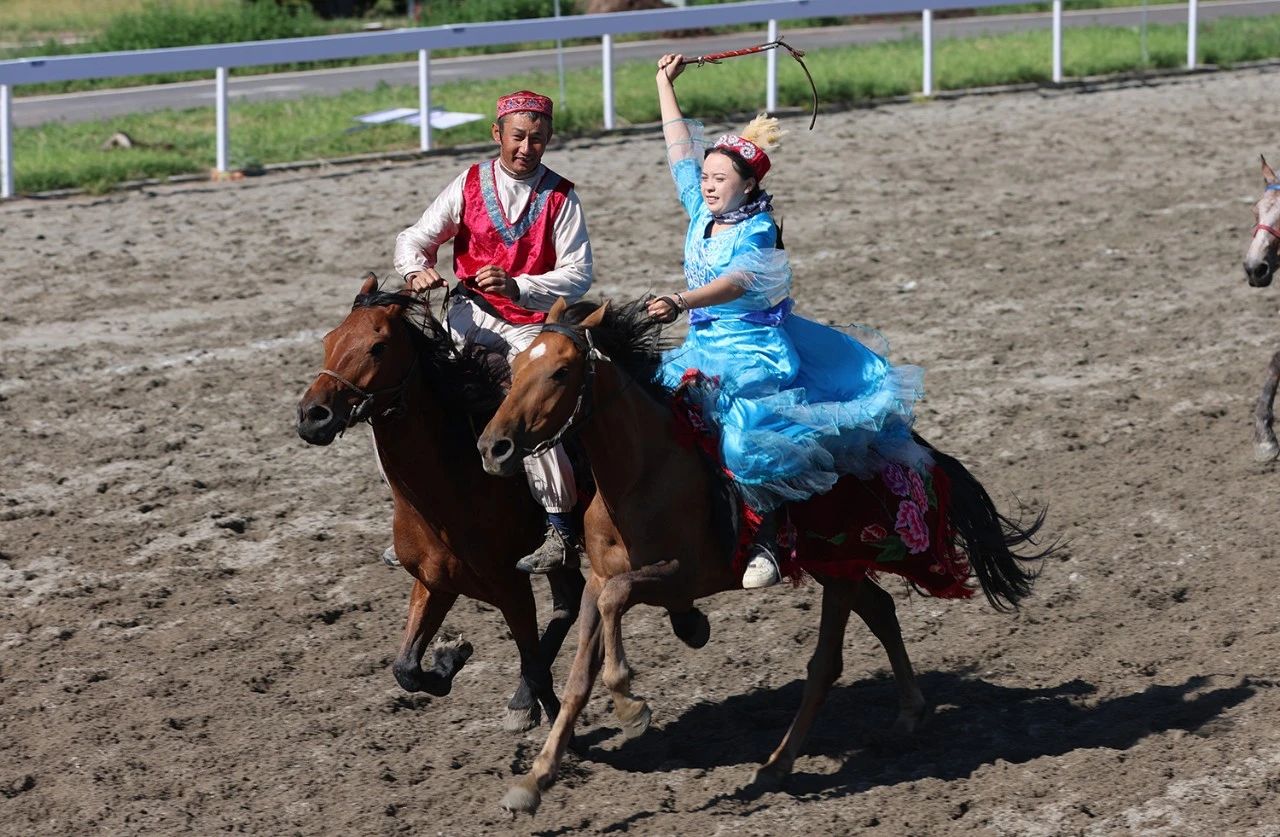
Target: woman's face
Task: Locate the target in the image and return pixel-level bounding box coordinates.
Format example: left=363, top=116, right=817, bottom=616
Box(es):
left=702, top=152, right=756, bottom=215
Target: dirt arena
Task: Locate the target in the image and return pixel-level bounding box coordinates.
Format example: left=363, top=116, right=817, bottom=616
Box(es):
left=3, top=64, right=1280, bottom=836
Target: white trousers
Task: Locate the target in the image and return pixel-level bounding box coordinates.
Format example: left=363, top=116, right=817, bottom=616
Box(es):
left=445, top=296, right=577, bottom=515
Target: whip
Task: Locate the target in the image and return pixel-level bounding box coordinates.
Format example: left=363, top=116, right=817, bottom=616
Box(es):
left=678, top=38, right=818, bottom=129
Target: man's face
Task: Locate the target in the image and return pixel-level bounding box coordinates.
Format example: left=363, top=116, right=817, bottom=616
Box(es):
left=492, top=113, right=552, bottom=177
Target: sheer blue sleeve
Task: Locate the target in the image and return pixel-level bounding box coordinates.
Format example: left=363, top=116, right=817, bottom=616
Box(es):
left=723, top=220, right=791, bottom=306
left=666, top=118, right=707, bottom=219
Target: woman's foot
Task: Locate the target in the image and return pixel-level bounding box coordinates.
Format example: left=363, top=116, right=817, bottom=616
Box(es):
left=742, top=546, right=780, bottom=589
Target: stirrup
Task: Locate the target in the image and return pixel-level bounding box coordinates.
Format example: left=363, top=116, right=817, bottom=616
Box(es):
left=381, top=546, right=400, bottom=568
left=742, top=547, right=780, bottom=589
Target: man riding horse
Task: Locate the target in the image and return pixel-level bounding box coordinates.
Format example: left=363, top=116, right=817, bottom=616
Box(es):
left=390, top=90, right=593, bottom=574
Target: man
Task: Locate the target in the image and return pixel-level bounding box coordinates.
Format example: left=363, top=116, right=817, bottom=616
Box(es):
left=391, top=90, right=593, bottom=574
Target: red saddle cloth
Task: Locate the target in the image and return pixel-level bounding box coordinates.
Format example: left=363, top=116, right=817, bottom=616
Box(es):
left=669, top=371, right=973, bottom=599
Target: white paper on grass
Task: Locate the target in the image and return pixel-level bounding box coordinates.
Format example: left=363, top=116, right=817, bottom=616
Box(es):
left=355, top=107, right=485, bottom=130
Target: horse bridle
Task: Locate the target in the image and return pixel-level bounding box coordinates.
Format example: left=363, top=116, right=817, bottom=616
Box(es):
left=525, top=323, right=603, bottom=458
left=1253, top=183, right=1280, bottom=243
left=315, top=356, right=419, bottom=432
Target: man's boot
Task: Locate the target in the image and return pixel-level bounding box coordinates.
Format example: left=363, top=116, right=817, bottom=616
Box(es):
left=516, top=513, right=582, bottom=575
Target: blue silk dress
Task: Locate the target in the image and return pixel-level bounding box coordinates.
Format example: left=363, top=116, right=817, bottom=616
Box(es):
left=660, top=147, right=929, bottom=513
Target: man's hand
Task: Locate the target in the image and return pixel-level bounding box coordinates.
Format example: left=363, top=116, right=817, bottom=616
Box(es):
left=405, top=267, right=446, bottom=292
left=475, top=265, right=519, bottom=300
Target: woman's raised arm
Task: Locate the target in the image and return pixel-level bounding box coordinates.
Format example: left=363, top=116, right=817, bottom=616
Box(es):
left=656, top=54, right=690, bottom=148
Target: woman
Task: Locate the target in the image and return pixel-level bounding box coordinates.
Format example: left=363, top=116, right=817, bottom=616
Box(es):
left=649, top=53, right=930, bottom=589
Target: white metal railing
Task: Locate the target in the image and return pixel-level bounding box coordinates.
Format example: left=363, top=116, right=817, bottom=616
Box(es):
left=0, top=0, right=1207, bottom=199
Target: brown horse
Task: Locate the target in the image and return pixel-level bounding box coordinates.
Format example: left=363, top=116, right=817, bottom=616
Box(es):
left=1243, top=155, right=1280, bottom=460
left=476, top=298, right=1053, bottom=813
left=296, top=274, right=585, bottom=731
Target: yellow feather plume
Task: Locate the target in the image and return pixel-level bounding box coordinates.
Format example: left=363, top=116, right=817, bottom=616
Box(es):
left=740, top=114, right=784, bottom=152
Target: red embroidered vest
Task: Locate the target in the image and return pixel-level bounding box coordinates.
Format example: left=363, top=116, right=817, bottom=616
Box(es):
left=455, top=161, right=574, bottom=325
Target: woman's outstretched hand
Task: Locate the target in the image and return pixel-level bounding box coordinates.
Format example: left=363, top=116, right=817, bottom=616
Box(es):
left=657, top=53, right=686, bottom=84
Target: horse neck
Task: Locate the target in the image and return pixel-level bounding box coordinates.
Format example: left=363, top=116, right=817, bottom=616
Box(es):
left=577, top=361, right=676, bottom=503
left=371, top=372, right=508, bottom=530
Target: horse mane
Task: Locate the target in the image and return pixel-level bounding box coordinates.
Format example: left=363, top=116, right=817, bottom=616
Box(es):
left=559, top=297, right=676, bottom=404
left=352, top=287, right=508, bottom=430
left=561, top=296, right=743, bottom=562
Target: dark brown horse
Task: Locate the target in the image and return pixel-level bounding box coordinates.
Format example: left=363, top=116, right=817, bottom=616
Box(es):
left=296, top=274, right=584, bottom=731
left=1244, top=155, right=1280, bottom=460
left=477, top=298, right=1053, bottom=813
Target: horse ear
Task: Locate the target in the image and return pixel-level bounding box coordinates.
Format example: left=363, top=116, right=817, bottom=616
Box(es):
left=1263, top=155, right=1278, bottom=185
left=547, top=297, right=568, bottom=323
left=580, top=300, right=611, bottom=331
left=359, top=271, right=378, bottom=295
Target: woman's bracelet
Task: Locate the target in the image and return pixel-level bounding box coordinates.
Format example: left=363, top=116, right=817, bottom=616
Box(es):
left=674, top=292, right=690, bottom=310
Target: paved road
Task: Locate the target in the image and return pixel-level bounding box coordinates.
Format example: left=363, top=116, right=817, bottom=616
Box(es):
left=11, top=0, right=1280, bottom=127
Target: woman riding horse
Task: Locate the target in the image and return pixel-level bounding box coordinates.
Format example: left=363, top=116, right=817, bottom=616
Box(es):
left=647, top=54, right=931, bottom=588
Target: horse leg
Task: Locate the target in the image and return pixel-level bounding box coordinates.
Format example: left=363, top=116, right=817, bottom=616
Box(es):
left=392, top=581, right=470, bottom=695
left=498, top=589, right=561, bottom=733
left=1254, top=350, right=1280, bottom=461
left=502, top=574, right=605, bottom=815
left=504, top=566, right=585, bottom=732
left=850, top=578, right=928, bottom=734
left=597, top=561, right=687, bottom=740
left=753, top=578, right=854, bottom=788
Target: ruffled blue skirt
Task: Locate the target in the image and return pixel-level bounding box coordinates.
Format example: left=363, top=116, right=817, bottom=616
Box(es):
left=661, top=313, right=930, bottom=512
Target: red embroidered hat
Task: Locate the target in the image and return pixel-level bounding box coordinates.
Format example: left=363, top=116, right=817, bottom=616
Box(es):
left=712, top=134, right=771, bottom=181
left=497, top=90, right=553, bottom=119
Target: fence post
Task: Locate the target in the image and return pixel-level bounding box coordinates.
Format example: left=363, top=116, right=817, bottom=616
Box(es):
left=1, top=84, right=11, bottom=199
left=418, top=48, right=432, bottom=151
left=1186, top=0, right=1198, bottom=69
left=766, top=18, right=778, bottom=112
left=602, top=33, right=615, bottom=130
left=922, top=9, right=934, bottom=96
left=1052, top=0, right=1063, bottom=82
left=215, top=66, right=229, bottom=173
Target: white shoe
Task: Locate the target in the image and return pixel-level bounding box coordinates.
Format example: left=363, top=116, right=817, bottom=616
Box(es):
left=742, top=549, right=780, bottom=589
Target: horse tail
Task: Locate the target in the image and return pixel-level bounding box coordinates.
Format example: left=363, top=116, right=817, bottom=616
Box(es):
left=919, top=434, right=1059, bottom=612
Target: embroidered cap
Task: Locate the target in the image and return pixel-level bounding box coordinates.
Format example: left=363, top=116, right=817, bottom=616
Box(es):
left=497, top=90, right=554, bottom=119
left=712, top=134, right=771, bottom=181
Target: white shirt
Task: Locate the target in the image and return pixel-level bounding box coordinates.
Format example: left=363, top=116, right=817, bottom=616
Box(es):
left=394, top=160, right=593, bottom=312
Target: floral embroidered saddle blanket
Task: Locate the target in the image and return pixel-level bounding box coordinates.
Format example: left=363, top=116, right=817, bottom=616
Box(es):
left=670, top=371, right=973, bottom=599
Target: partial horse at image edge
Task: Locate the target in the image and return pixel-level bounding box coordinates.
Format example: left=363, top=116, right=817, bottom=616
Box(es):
left=1243, top=155, right=1280, bottom=460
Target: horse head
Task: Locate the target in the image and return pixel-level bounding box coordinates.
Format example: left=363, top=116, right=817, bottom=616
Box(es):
left=1245, top=155, right=1280, bottom=287
left=477, top=297, right=609, bottom=476
left=296, top=272, right=419, bottom=445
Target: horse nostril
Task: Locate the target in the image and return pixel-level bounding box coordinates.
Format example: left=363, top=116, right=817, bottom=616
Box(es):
left=491, top=437, right=515, bottom=462
left=306, top=404, right=333, bottom=425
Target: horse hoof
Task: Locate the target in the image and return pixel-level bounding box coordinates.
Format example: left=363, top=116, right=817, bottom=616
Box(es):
left=750, top=760, right=791, bottom=790
left=1255, top=440, right=1280, bottom=462
left=620, top=702, right=652, bottom=740
left=892, top=702, right=931, bottom=736
left=503, top=704, right=541, bottom=733
left=501, top=783, right=541, bottom=815
left=669, top=608, right=711, bottom=649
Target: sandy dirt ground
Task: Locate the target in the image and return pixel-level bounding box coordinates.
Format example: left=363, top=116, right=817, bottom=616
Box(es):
left=3, top=64, right=1280, bottom=836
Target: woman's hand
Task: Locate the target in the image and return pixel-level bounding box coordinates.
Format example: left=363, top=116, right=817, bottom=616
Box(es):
left=647, top=294, right=684, bottom=324
left=656, top=53, right=686, bottom=85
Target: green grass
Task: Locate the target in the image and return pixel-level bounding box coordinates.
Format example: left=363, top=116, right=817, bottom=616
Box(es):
left=11, top=14, right=1280, bottom=194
